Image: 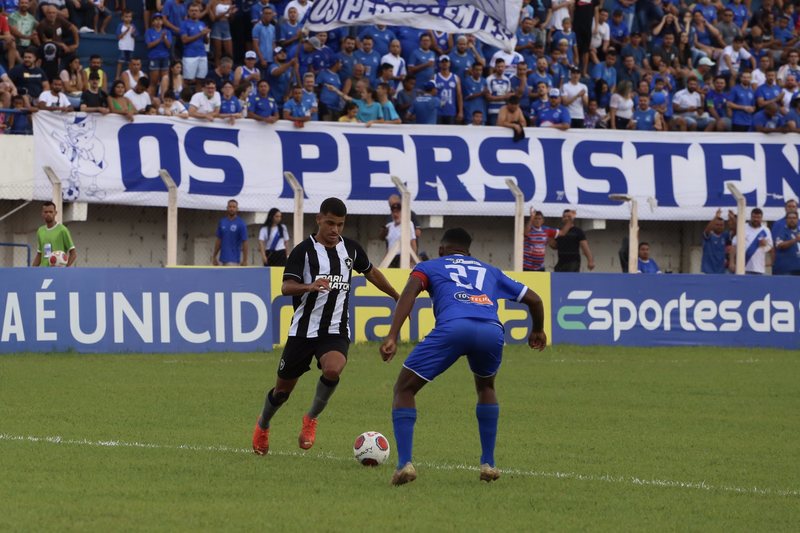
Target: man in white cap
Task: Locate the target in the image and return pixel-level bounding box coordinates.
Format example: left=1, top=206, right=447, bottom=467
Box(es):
left=537, top=88, right=570, bottom=130
left=235, top=50, right=262, bottom=92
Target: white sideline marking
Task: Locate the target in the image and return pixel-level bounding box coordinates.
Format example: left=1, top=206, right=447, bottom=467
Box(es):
left=1, top=433, right=797, bottom=498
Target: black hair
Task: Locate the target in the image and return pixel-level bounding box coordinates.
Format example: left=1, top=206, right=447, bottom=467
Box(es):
left=507, top=94, right=520, bottom=105
left=264, top=207, right=281, bottom=228
left=320, top=197, right=347, bottom=217
left=42, top=201, right=56, bottom=209
left=751, top=207, right=763, bottom=216
left=639, top=241, right=650, bottom=249
left=441, top=228, right=472, bottom=250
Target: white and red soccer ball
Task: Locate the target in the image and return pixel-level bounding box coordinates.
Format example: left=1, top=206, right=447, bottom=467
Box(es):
left=353, top=431, right=390, bottom=466
left=48, top=250, right=69, bottom=267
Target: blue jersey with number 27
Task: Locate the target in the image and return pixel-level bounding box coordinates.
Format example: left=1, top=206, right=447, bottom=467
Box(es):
left=411, top=255, right=527, bottom=325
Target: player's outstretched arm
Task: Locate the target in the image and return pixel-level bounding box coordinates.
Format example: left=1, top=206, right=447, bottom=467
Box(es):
left=364, top=267, right=401, bottom=301
left=522, top=288, right=547, bottom=351
left=379, top=275, right=424, bottom=362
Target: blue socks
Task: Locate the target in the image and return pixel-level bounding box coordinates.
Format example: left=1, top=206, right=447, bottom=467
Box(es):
left=476, top=403, right=499, bottom=467
left=392, top=407, right=417, bottom=469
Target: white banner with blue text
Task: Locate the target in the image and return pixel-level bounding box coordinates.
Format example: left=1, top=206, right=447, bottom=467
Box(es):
left=305, top=0, right=523, bottom=52
left=32, top=112, right=799, bottom=220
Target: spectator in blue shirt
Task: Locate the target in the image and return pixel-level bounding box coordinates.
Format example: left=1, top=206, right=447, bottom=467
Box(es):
left=727, top=70, right=755, bottom=131
left=636, top=242, right=662, bottom=273
left=358, top=24, right=396, bottom=57
left=752, top=102, right=785, bottom=133
left=325, top=79, right=384, bottom=125
left=218, top=80, right=243, bottom=124
left=755, top=70, right=783, bottom=110
left=773, top=211, right=800, bottom=275
left=337, top=36, right=357, bottom=84
left=248, top=79, right=279, bottom=123
left=180, top=4, right=211, bottom=87
left=449, top=36, right=481, bottom=81
left=701, top=209, right=732, bottom=274
left=267, top=46, right=295, bottom=107
left=537, top=88, right=570, bottom=130
left=408, top=33, right=436, bottom=85
left=145, top=13, right=171, bottom=92
left=317, top=57, right=343, bottom=120
left=706, top=75, right=731, bottom=131
left=353, top=35, right=382, bottom=84
left=161, top=0, right=188, bottom=50
left=277, top=6, right=302, bottom=57
left=212, top=199, right=249, bottom=266
left=631, top=93, right=664, bottom=130
left=411, top=80, right=442, bottom=124
left=591, top=49, right=618, bottom=92
left=283, top=84, right=313, bottom=124
left=252, top=7, right=276, bottom=69
left=301, top=72, right=319, bottom=120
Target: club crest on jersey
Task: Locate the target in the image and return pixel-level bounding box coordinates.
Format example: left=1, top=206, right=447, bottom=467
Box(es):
left=316, top=274, right=350, bottom=291
left=454, top=292, right=493, bottom=305
left=344, top=257, right=353, bottom=269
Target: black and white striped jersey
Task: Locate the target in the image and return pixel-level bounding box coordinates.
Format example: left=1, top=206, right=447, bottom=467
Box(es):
left=283, top=235, right=373, bottom=338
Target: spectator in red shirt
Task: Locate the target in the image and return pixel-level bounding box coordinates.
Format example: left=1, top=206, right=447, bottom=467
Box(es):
left=523, top=207, right=558, bottom=272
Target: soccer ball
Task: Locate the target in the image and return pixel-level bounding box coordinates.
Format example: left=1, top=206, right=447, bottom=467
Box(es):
left=353, top=431, right=390, bottom=466
left=49, top=250, right=69, bottom=267
left=63, top=184, right=80, bottom=202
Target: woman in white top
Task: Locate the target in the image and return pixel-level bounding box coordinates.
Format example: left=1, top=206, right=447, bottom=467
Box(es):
left=609, top=80, right=634, bottom=129
left=258, top=208, right=290, bottom=266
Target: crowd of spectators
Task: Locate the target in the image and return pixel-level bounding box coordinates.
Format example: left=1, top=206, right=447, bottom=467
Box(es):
left=4, top=0, right=800, bottom=134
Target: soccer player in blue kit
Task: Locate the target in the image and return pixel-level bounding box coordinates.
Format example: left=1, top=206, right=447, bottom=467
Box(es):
left=380, top=228, right=547, bottom=485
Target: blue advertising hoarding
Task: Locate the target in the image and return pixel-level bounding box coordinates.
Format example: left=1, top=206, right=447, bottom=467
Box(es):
left=552, top=273, right=800, bottom=349
left=0, top=268, right=272, bottom=353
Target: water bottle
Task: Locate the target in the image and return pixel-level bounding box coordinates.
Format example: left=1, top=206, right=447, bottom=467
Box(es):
left=44, top=243, right=52, bottom=258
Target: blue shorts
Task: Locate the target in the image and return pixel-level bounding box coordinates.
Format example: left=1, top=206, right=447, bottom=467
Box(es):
left=211, top=20, right=232, bottom=40
left=118, top=50, right=133, bottom=63
left=149, top=57, right=170, bottom=71
left=403, top=319, right=505, bottom=382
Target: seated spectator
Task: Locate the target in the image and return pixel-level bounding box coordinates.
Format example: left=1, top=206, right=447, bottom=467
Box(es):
left=189, top=79, right=221, bottom=121
left=209, top=56, right=235, bottom=91
left=1, top=7, right=19, bottom=69
left=537, top=88, right=570, bottom=130
left=468, top=109, right=484, bottom=126
left=37, top=77, right=73, bottom=111
left=248, top=79, right=279, bottom=123
left=752, top=102, right=785, bottom=133
left=121, top=57, right=146, bottom=92
left=38, top=27, right=62, bottom=82
left=338, top=101, right=358, bottom=122
left=107, top=79, right=135, bottom=120
left=124, top=77, right=153, bottom=113
left=159, top=91, right=189, bottom=117
left=637, top=242, right=662, bottom=273
left=0, top=64, right=17, bottom=108
left=609, top=80, right=633, bottom=130
left=755, top=70, right=783, bottom=110
left=92, top=0, right=112, bottom=34
left=4, top=94, right=35, bottom=134
left=36, top=5, right=79, bottom=56
left=79, top=71, right=108, bottom=113
left=160, top=60, right=184, bottom=101
left=326, top=80, right=384, bottom=125
left=218, top=80, right=243, bottom=124
left=59, top=54, right=86, bottom=109
left=631, top=93, right=665, bottom=130
left=583, top=98, right=609, bottom=129
left=84, top=55, right=107, bottom=92
left=8, top=0, right=37, bottom=56
left=283, top=84, right=313, bottom=126
left=673, top=76, right=712, bottom=131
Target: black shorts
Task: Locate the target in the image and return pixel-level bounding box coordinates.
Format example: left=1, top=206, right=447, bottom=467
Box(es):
left=554, top=259, right=581, bottom=272
left=278, top=335, right=350, bottom=379
left=265, top=249, right=287, bottom=266
left=145, top=0, right=157, bottom=10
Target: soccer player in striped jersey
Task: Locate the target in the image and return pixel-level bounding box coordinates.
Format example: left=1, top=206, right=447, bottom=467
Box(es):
left=252, top=197, right=399, bottom=455
left=380, top=228, right=547, bottom=485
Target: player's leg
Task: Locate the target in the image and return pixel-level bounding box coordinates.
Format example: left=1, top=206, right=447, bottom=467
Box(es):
left=465, top=320, right=504, bottom=481
left=253, top=337, right=313, bottom=455
left=391, top=323, right=463, bottom=485
left=299, top=337, right=350, bottom=449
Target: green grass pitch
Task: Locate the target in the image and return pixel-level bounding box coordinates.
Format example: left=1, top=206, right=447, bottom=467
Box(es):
left=1, top=344, right=798, bottom=531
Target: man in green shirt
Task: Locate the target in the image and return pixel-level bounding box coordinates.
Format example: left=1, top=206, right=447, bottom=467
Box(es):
left=32, top=201, right=77, bottom=267
left=8, top=0, right=37, bottom=49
